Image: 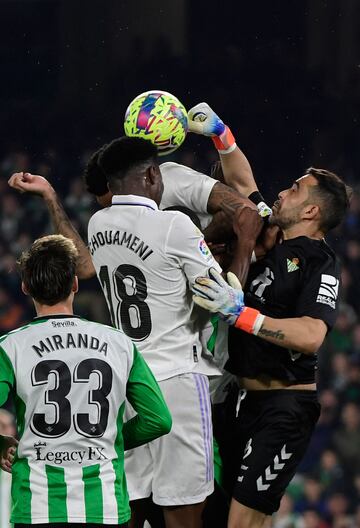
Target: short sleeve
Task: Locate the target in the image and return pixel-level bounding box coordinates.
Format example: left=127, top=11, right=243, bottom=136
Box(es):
left=160, top=162, right=216, bottom=214
left=295, top=257, right=341, bottom=330
left=0, top=345, right=15, bottom=406
left=165, top=212, right=222, bottom=286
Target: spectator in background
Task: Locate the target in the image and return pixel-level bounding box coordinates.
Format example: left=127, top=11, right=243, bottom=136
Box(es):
left=316, top=449, right=346, bottom=494
left=339, top=352, right=360, bottom=404
left=325, top=492, right=350, bottom=526
left=300, top=509, right=329, bottom=528
left=0, top=286, right=27, bottom=333
left=333, top=402, right=360, bottom=475
left=294, top=477, right=327, bottom=517
left=272, top=494, right=302, bottom=528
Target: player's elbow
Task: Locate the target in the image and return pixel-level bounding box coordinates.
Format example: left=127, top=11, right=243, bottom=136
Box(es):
left=301, top=338, right=322, bottom=355
left=300, top=318, right=327, bottom=355
left=157, top=409, right=172, bottom=436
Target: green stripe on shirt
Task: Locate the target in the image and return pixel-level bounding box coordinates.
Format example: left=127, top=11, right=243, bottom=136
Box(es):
left=46, top=465, right=68, bottom=522
left=207, top=315, right=219, bottom=354
left=82, top=464, right=103, bottom=522
left=113, top=400, right=131, bottom=523
left=10, top=459, right=32, bottom=523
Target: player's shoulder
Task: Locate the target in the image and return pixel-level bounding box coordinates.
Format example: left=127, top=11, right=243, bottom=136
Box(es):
left=0, top=319, right=45, bottom=349
left=163, top=208, right=199, bottom=231
left=292, top=236, right=339, bottom=275
left=88, top=206, right=111, bottom=226
left=160, top=161, right=210, bottom=181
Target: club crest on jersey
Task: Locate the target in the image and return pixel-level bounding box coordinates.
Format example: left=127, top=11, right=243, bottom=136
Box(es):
left=316, top=274, right=339, bottom=309
left=287, top=258, right=299, bottom=273
left=198, top=238, right=212, bottom=261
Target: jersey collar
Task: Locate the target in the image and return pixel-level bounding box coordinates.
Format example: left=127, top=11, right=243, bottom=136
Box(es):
left=111, top=194, right=158, bottom=211
left=33, top=314, right=83, bottom=321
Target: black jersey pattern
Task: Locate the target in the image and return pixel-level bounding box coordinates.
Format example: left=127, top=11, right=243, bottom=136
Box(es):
left=226, top=236, right=341, bottom=383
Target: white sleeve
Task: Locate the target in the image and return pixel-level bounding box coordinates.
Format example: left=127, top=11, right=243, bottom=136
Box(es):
left=165, top=212, right=222, bottom=286
left=160, top=162, right=217, bottom=214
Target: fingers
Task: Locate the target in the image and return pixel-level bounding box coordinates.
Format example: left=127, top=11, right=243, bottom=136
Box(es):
left=188, top=102, right=211, bottom=120
left=193, top=282, right=218, bottom=300
left=1, top=459, right=12, bottom=473
left=187, top=120, right=205, bottom=134
left=8, top=172, right=32, bottom=192
left=227, top=272, right=242, bottom=290
left=208, top=267, right=227, bottom=287
left=188, top=102, right=212, bottom=135
left=192, top=295, right=219, bottom=312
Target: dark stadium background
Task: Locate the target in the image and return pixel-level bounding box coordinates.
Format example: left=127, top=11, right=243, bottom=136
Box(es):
left=1, top=1, right=360, bottom=526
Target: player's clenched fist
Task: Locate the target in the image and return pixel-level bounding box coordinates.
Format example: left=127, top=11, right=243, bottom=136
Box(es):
left=8, top=172, right=55, bottom=199
left=0, top=435, right=18, bottom=474
left=188, top=102, right=237, bottom=154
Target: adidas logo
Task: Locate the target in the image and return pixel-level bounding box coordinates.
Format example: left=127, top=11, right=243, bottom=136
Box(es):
left=287, top=258, right=299, bottom=273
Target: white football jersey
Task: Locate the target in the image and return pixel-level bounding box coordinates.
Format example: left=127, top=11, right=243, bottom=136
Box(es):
left=160, top=162, right=215, bottom=229
left=88, top=195, right=222, bottom=381
left=0, top=315, right=136, bottom=524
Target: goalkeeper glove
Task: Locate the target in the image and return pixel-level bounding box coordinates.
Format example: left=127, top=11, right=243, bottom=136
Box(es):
left=193, top=268, right=265, bottom=335
left=188, top=102, right=237, bottom=154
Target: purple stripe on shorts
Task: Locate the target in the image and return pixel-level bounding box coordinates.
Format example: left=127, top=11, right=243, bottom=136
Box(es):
left=199, top=374, right=214, bottom=481
left=193, top=373, right=212, bottom=482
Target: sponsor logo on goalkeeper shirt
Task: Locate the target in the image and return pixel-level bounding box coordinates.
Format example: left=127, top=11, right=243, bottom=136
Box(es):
left=33, top=442, right=108, bottom=465
left=316, top=274, right=339, bottom=309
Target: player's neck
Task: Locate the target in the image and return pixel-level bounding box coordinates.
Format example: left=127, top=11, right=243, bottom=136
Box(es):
left=282, top=222, right=324, bottom=241
left=34, top=299, right=74, bottom=318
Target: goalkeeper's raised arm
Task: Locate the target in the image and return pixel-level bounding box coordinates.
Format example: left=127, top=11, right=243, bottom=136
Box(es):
left=188, top=102, right=272, bottom=218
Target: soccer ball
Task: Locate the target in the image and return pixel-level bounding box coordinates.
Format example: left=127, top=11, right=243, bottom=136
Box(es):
left=124, top=90, right=188, bottom=156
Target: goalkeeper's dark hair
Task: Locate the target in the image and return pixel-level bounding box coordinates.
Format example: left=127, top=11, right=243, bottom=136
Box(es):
left=18, top=235, right=78, bottom=305
left=83, top=145, right=109, bottom=197
left=98, top=137, right=158, bottom=184
left=305, top=167, right=351, bottom=233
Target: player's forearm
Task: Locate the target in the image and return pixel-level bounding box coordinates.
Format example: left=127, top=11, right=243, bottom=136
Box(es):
left=203, top=211, right=234, bottom=243
left=43, top=190, right=95, bottom=279
left=219, top=146, right=258, bottom=197
left=256, top=315, right=327, bottom=355
left=228, top=239, right=255, bottom=286
left=125, top=347, right=172, bottom=450
left=207, top=181, right=257, bottom=215
left=123, top=409, right=172, bottom=451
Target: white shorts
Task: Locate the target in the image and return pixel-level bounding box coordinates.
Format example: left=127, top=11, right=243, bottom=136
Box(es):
left=125, top=372, right=214, bottom=506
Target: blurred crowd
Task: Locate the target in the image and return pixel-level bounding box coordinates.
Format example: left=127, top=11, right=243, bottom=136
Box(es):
left=0, top=143, right=359, bottom=528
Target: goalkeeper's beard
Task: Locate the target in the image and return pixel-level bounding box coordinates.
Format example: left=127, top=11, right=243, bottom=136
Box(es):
left=269, top=206, right=302, bottom=231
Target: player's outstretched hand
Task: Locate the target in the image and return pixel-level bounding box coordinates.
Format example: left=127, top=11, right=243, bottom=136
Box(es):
left=193, top=267, right=244, bottom=324
left=8, top=172, right=55, bottom=200
left=188, top=102, right=225, bottom=137
left=0, top=435, right=18, bottom=474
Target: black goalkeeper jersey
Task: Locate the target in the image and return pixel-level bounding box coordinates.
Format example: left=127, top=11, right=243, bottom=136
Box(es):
left=226, top=236, right=341, bottom=383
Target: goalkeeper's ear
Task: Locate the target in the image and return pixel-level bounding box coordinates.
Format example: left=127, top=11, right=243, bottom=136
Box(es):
left=226, top=272, right=242, bottom=290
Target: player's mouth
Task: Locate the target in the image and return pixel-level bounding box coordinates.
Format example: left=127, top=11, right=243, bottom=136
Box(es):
left=272, top=200, right=280, bottom=211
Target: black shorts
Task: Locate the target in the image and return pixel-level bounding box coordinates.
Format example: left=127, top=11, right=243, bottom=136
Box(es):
left=231, top=389, right=320, bottom=515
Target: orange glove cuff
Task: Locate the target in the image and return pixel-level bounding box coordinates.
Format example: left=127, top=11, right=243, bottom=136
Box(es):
left=212, top=126, right=236, bottom=153
left=234, top=307, right=264, bottom=335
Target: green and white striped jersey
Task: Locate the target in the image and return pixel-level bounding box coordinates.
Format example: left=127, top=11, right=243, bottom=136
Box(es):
left=0, top=314, right=171, bottom=525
